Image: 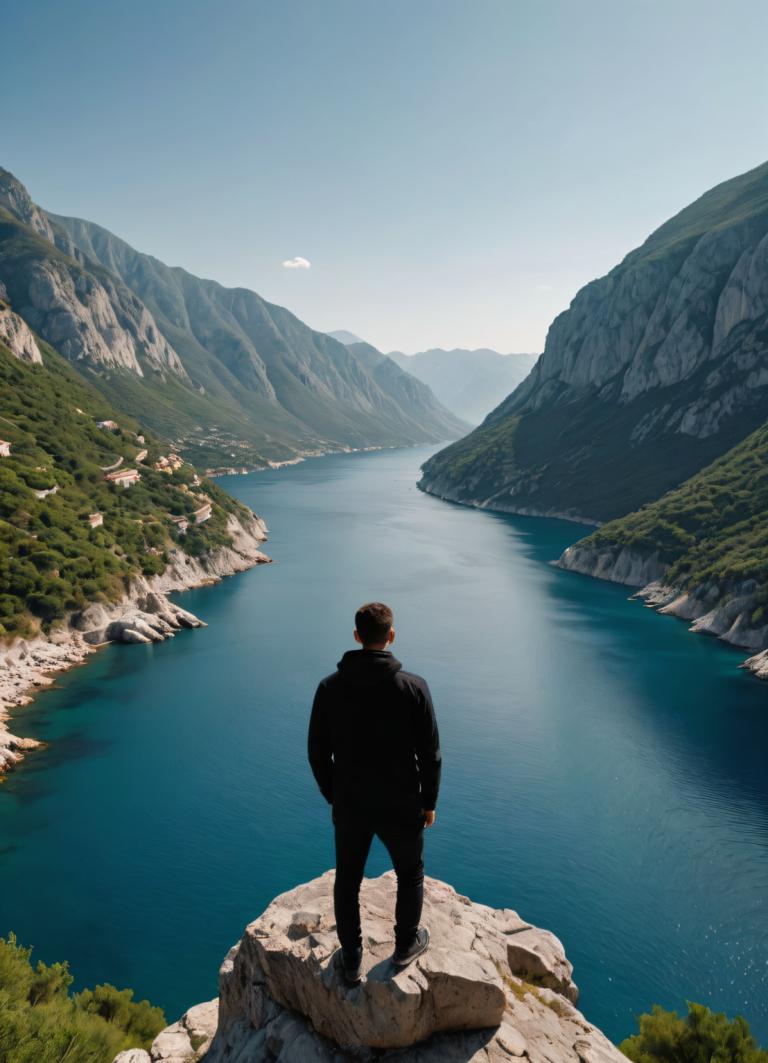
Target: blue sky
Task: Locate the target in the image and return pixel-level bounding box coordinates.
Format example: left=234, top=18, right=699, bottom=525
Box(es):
left=4, top=0, right=768, bottom=352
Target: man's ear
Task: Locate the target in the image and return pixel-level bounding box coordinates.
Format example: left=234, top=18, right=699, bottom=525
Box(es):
left=388, top=627, right=395, bottom=644
left=354, top=630, right=362, bottom=645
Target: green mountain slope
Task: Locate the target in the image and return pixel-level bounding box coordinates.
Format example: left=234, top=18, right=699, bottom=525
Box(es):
left=420, top=161, right=768, bottom=522
left=572, top=420, right=768, bottom=592
left=0, top=324, right=255, bottom=638
left=557, top=419, right=768, bottom=671
left=43, top=204, right=466, bottom=459
left=0, top=167, right=466, bottom=470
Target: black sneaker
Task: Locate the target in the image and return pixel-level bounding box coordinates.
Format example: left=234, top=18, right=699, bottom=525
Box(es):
left=392, top=927, right=430, bottom=968
left=337, top=946, right=363, bottom=986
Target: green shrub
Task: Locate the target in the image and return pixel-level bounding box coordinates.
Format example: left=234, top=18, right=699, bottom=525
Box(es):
left=621, top=1002, right=768, bottom=1063
left=0, top=934, right=165, bottom=1062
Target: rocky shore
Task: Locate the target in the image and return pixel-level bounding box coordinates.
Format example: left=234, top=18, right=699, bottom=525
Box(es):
left=557, top=542, right=768, bottom=679
left=114, top=871, right=624, bottom=1063
left=0, top=512, right=270, bottom=775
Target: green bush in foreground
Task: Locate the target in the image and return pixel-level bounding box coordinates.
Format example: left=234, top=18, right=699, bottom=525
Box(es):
left=0, top=933, right=165, bottom=1063
left=621, top=1002, right=768, bottom=1063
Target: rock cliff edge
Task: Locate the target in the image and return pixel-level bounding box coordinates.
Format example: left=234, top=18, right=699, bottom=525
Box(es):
left=115, top=871, right=624, bottom=1063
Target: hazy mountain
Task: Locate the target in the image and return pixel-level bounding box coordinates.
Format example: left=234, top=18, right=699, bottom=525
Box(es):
left=388, top=347, right=538, bottom=424
left=420, top=160, right=768, bottom=522
left=0, top=167, right=466, bottom=470
left=327, top=329, right=364, bottom=345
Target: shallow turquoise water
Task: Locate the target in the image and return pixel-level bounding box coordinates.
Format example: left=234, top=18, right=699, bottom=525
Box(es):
left=1, top=445, right=767, bottom=1043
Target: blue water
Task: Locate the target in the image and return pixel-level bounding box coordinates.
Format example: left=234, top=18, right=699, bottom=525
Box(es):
left=1, top=446, right=767, bottom=1044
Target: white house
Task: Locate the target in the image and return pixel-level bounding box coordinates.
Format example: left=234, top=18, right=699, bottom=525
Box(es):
left=193, top=501, right=212, bottom=524
left=171, top=514, right=190, bottom=535
left=105, top=468, right=141, bottom=488
left=87, top=512, right=104, bottom=528
left=96, top=419, right=119, bottom=432
left=0, top=440, right=11, bottom=457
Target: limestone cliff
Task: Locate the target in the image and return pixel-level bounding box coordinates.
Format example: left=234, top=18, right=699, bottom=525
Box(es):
left=0, top=292, right=42, bottom=363
left=0, top=183, right=188, bottom=380
left=420, top=161, right=768, bottom=523
left=114, top=871, right=625, bottom=1063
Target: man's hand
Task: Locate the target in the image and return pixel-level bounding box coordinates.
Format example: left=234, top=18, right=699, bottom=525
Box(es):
left=423, top=809, right=436, bottom=828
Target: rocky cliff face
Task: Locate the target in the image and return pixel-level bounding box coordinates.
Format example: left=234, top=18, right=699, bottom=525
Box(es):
left=44, top=205, right=467, bottom=455
left=558, top=543, right=768, bottom=679
left=0, top=171, right=188, bottom=379
left=114, top=871, right=624, bottom=1063
left=420, top=161, right=768, bottom=522
left=0, top=166, right=467, bottom=468
left=0, top=292, right=42, bottom=363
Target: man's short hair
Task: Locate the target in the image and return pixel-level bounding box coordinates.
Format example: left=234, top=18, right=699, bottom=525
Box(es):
left=355, top=602, right=393, bottom=646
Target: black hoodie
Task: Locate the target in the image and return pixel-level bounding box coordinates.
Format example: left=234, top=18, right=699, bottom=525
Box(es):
left=308, top=650, right=442, bottom=812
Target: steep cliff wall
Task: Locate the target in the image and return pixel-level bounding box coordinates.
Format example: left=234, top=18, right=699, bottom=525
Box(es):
left=420, top=161, right=768, bottom=523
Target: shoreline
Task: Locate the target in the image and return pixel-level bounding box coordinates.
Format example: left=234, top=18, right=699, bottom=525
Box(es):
left=206, top=440, right=440, bottom=478
left=418, top=480, right=768, bottom=680
left=0, top=511, right=271, bottom=776
left=557, top=543, right=768, bottom=680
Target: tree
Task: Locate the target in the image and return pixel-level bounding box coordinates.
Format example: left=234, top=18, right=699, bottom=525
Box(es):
left=621, top=1002, right=768, bottom=1063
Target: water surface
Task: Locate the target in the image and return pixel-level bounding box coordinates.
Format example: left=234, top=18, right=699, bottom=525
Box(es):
left=1, top=446, right=767, bottom=1042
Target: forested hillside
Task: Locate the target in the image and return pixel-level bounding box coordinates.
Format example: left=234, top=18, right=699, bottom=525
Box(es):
left=0, top=329, right=253, bottom=639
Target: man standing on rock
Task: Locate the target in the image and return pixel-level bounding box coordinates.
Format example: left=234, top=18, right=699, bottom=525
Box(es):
left=308, top=601, right=442, bottom=986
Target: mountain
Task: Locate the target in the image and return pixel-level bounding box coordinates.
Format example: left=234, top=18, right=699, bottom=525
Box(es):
left=327, top=328, right=364, bottom=345
left=343, top=340, right=470, bottom=436
left=0, top=168, right=466, bottom=472
left=420, top=161, right=768, bottom=522
left=388, top=347, right=538, bottom=424
left=0, top=315, right=263, bottom=642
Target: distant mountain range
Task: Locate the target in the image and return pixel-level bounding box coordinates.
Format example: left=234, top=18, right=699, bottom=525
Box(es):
left=388, top=348, right=538, bottom=424
left=0, top=168, right=466, bottom=472
left=420, top=160, right=768, bottom=675
left=327, top=332, right=537, bottom=423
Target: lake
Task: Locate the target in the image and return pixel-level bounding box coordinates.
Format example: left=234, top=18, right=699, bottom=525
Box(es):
left=1, top=445, right=767, bottom=1044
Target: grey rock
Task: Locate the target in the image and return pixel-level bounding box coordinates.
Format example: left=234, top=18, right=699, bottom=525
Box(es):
left=127, top=872, right=625, bottom=1063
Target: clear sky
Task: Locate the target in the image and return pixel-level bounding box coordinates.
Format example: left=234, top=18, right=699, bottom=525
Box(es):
left=4, top=0, right=768, bottom=353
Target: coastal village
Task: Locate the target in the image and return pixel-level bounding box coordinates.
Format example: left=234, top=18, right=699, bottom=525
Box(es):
left=94, top=418, right=213, bottom=534
left=2, top=409, right=216, bottom=543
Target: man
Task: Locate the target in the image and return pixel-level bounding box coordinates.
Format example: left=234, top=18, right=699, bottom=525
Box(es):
left=308, top=602, right=442, bottom=986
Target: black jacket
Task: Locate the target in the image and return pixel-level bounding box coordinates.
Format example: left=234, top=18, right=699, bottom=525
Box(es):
left=308, top=650, right=441, bottom=811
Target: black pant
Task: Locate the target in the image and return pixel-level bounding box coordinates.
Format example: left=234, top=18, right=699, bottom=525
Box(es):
left=333, top=802, right=425, bottom=953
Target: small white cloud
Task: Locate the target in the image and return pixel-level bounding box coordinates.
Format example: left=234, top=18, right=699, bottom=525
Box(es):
left=282, top=256, right=311, bottom=269
left=535, top=283, right=553, bottom=292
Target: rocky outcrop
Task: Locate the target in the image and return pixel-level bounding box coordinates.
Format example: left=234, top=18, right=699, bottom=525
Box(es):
left=0, top=296, right=43, bottom=363
left=14, top=259, right=187, bottom=378
left=557, top=545, right=668, bottom=587
left=119, top=872, right=624, bottom=1063
left=420, top=161, right=768, bottom=523
left=0, top=512, right=270, bottom=774
left=1, top=171, right=188, bottom=380
left=557, top=543, right=768, bottom=677
left=0, top=168, right=55, bottom=242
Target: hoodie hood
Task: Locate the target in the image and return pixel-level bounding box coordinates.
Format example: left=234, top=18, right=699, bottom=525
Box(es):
left=336, top=649, right=402, bottom=687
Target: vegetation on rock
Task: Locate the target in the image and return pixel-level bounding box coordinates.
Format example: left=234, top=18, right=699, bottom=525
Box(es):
left=0, top=336, right=253, bottom=639
left=0, top=933, right=165, bottom=1062
left=620, top=1002, right=768, bottom=1063
left=580, top=419, right=768, bottom=601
